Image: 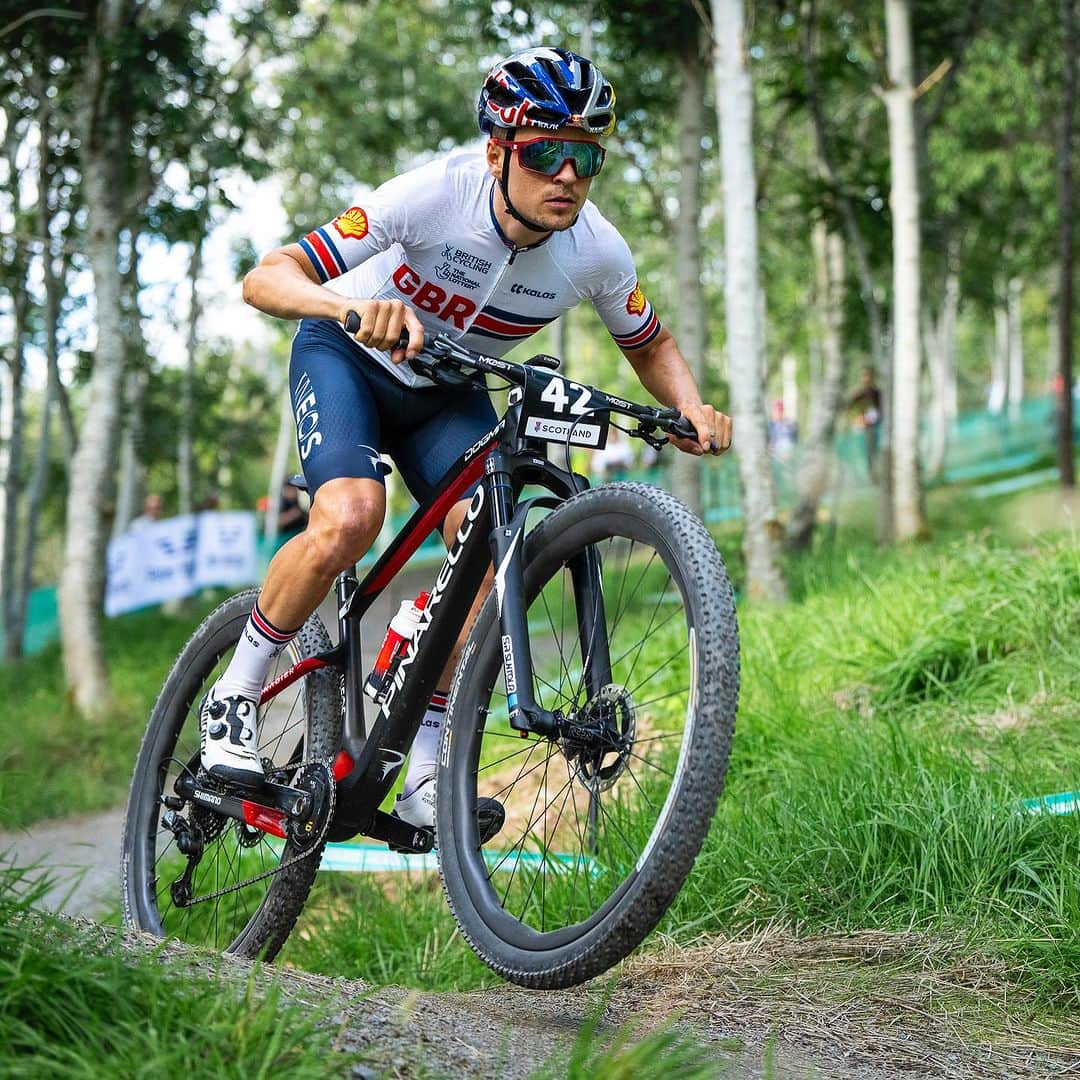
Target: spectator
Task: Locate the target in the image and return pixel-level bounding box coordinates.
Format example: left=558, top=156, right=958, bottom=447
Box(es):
left=767, top=398, right=798, bottom=461
left=847, top=367, right=882, bottom=481
left=129, top=492, right=163, bottom=531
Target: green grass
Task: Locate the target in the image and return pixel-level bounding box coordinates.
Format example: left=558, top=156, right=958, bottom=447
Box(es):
left=663, top=529, right=1080, bottom=1007
left=5, top=473, right=1080, bottom=1029
left=0, top=597, right=223, bottom=829
left=283, top=480, right=1080, bottom=1020
left=0, top=860, right=340, bottom=1078
left=283, top=873, right=496, bottom=991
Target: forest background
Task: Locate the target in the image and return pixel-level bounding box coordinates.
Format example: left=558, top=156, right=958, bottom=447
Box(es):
left=0, top=0, right=1077, bottom=724
left=4, top=4, right=1080, bottom=1072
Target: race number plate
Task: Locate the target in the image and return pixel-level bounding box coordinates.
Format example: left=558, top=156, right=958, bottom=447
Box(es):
left=520, top=371, right=609, bottom=449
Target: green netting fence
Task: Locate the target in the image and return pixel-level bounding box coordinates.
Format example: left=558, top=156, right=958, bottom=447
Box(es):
left=5, top=393, right=1077, bottom=659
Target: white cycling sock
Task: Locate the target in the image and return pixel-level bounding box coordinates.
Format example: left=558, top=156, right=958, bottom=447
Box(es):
left=402, top=691, right=448, bottom=797
left=216, top=600, right=300, bottom=702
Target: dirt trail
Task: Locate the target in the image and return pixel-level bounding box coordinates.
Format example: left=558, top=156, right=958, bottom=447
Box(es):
left=10, top=817, right=1079, bottom=1078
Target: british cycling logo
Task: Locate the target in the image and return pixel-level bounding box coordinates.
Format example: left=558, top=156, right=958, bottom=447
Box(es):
left=442, top=243, right=492, bottom=274
left=332, top=206, right=369, bottom=241
left=434, top=262, right=481, bottom=290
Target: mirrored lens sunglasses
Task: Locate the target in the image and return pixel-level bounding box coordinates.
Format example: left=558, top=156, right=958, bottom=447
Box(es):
left=492, top=137, right=606, bottom=178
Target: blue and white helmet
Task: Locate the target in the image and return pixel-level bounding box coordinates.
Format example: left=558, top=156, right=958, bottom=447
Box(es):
left=478, top=47, right=616, bottom=136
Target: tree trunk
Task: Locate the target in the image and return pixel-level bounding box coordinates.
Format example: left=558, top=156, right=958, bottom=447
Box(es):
left=989, top=293, right=1008, bottom=414
left=178, top=233, right=203, bottom=515
left=59, top=0, right=133, bottom=714
left=672, top=32, right=707, bottom=517
left=1007, top=276, right=1024, bottom=416
left=884, top=0, right=926, bottom=540
left=802, top=0, right=892, bottom=540
left=1058, top=0, right=1076, bottom=489
left=711, top=0, right=787, bottom=602
left=12, top=106, right=64, bottom=660
left=1046, top=274, right=1059, bottom=389
left=788, top=219, right=847, bottom=550
left=112, top=368, right=147, bottom=538
left=265, top=382, right=295, bottom=542
left=0, top=294, right=27, bottom=662
left=924, top=268, right=959, bottom=479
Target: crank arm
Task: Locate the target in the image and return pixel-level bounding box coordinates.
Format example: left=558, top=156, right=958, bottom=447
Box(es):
left=175, top=772, right=313, bottom=820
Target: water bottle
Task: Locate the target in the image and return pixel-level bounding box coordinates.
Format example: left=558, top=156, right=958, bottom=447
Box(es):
left=364, top=592, right=429, bottom=702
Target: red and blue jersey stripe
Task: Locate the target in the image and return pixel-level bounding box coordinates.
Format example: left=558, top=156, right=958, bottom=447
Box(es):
left=612, top=311, right=661, bottom=350
left=469, top=305, right=557, bottom=342
left=299, top=227, right=349, bottom=283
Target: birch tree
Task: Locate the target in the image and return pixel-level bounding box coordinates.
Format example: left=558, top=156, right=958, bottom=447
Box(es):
left=1058, top=0, right=1076, bottom=489
left=671, top=29, right=708, bottom=517
left=923, top=263, right=959, bottom=478
left=178, top=230, right=204, bottom=516
left=1007, top=276, right=1024, bottom=415
left=711, top=0, right=787, bottom=601
left=787, top=218, right=847, bottom=550
left=883, top=0, right=927, bottom=540
left=59, top=0, right=135, bottom=711
left=0, top=76, right=33, bottom=661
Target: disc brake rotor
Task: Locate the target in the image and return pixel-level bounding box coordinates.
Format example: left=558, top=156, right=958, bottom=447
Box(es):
left=568, top=684, right=636, bottom=792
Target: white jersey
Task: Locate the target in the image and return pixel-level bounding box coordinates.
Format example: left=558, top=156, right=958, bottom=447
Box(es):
left=297, top=150, right=662, bottom=387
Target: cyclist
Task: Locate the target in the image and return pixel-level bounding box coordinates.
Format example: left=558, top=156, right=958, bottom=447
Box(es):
left=200, top=47, right=733, bottom=829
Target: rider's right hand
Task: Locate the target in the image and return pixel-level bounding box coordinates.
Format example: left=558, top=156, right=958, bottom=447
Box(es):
left=340, top=299, right=425, bottom=363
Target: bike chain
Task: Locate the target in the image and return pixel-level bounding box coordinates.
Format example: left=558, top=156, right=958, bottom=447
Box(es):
left=174, top=758, right=336, bottom=908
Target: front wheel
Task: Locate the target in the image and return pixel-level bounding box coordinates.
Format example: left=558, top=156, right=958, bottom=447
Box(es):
left=436, top=483, right=739, bottom=988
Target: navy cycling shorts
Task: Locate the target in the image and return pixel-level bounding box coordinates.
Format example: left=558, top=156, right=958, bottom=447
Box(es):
left=289, top=318, right=498, bottom=504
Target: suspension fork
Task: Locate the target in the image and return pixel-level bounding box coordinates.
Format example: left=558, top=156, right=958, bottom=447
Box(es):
left=485, top=452, right=613, bottom=734
left=486, top=451, right=549, bottom=735
left=569, top=543, right=613, bottom=695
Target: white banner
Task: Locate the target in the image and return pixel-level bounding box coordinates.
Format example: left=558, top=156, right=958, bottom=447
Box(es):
left=105, top=511, right=258, bottom=617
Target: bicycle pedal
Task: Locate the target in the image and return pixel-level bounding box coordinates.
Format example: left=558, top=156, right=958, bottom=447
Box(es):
left=388, top=825, right=435, bottom=854
left=369, top=809, right=435, bottom=854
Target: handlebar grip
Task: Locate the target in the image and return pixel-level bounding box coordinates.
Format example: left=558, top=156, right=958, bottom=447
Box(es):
left=343, top=310, right=361, bottom=334
left=670, top=416, right=699, bottom=441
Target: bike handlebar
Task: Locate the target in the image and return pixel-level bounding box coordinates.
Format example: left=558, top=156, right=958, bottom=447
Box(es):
left=416, top=333, right=701, bottom=446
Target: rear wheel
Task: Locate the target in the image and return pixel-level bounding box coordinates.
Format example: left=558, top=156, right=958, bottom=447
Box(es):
left=121, top=588, right=342, bottom=958
left=436, top=483, right=739, bottom=988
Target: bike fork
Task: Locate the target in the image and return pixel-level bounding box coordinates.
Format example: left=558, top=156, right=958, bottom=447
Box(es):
left=484, top=454, right=612, bottom=736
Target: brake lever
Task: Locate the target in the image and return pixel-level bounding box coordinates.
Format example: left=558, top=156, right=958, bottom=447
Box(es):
left=632, top=423, right=670, bottom=451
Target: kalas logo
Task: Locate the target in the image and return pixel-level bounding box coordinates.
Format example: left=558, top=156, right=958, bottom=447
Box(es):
left=626, top=283, right=647, bottom=317
left=332, top=207, right=369, bottom=241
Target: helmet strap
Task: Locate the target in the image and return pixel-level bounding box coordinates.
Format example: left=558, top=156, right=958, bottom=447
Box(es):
left=498, top=148, right=553, bottom=237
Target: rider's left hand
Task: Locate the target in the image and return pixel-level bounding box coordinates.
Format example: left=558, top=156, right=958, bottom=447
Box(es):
left=670, top=404, right=732, bottom=456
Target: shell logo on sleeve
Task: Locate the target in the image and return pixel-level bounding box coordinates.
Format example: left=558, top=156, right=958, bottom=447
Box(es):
left=332, top=207, right=369, bottom=241
left=626, top=282, right=647, bottom=317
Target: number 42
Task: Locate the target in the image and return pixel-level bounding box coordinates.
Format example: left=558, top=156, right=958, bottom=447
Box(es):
left=540, top=377, right=592, bottom=415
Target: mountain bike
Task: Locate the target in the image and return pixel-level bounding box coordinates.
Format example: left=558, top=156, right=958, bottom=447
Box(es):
left=121, top=333, right=740, bottom=989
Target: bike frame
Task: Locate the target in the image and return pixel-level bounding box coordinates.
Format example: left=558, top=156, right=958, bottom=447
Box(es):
left=260, top=386, right=611, bottom=845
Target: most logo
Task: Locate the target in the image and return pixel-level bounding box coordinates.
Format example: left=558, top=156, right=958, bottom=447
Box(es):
left=332, top=207, right=369, bottom=241
left=626, top=282, right=647, bottom=317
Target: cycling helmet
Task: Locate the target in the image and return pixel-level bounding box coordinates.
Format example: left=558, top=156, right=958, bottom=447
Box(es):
left=480, top=48, right=615, bottom=235
left=478, top=47, right=616, bottom=137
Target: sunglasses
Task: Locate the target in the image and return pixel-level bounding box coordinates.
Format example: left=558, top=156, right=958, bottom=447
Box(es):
left=491, top=136, right=607, bottom=179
